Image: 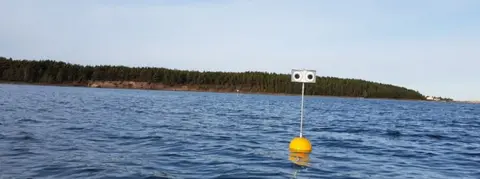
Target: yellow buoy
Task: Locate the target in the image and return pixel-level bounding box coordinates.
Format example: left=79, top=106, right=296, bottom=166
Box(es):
left=288, top=69, right=316, bottom=164
left=289, top=136, right=312, bottom=153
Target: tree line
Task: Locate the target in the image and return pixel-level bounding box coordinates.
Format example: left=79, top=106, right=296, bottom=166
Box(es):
left=0, top=56, right=426, bottom=100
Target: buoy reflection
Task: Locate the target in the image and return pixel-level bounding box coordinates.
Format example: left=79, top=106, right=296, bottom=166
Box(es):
left=288, top=151, right=310, bottom=167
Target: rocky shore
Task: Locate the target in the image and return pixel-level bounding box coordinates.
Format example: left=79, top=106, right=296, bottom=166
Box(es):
left=86, top=81, right=235, bottom=93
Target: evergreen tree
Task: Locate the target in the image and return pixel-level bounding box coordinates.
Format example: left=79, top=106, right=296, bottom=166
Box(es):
left=0, top=56, right=427, bottom=100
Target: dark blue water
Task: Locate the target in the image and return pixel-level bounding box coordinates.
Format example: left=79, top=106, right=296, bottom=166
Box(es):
left=1, top=84, right=479, bottom=179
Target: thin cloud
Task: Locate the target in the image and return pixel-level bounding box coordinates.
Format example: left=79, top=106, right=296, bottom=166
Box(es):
left=0, top=0, right=478, bottom=100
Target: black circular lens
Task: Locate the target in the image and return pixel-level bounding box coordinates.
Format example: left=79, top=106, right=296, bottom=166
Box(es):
left=294, top=73, right=300, bottom=79
left=307, top=74, right=313, bottom=79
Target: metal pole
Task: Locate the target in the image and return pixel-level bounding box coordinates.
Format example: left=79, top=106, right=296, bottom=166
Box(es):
left=300, top=82, right=305, bottom=137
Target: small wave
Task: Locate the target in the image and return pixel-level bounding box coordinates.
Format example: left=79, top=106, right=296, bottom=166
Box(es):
left=18, top=135, right=36, bottom=141
left=311, top=127, right=333, bottom=132
left=459, top=152, right=480, bottom=158
left=53, top=146, right=80, bottom=152
left=385, top=129, right=402, bottom=138
left=99, top=171, right=178, bottom=179
left=144, top=172, right=177, bottom=179
left=64, top=127, right=85, bottom=131
left=17, top=118, right=41, bottom=124
left=407, top=132, right=458, bottom=141
left=231, top=109, right=245, bottom=113
left=320, top=138, right=365, bottom=150
left=107, top=135, right=163, bottom=141
left=212, top=135, right=232, bottom=141
left=1, top=150, right=37, bottom=157
left=102, top=105, right=112, bottom=110
left=171, top=111, right=191, bottom=115
left=269, top=116, right=282, bottom=120
left=345, top=127, right=368, bottom=134
left=76, top=167, right=105, bottom=174
left=37, top=108, right=52, bottom=113
left=32, top=165, right=105, bottom=178
left=3, top=107, right=16, bottom=112
left=222, top=146, right=248, bottom=153
left=10, top=146, right=38, bottom=155
left=215, top=113, right=227, bottom=116
left=7, top=131, right=38, bottom=141
left=57, top=100, right=70, bottom=105
left=237, top=113, right=262, bottom=120
left=426, top=133, right=447, bottom=140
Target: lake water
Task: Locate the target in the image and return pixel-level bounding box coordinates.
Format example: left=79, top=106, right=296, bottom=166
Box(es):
left=0, top=84, right=479, bottom=179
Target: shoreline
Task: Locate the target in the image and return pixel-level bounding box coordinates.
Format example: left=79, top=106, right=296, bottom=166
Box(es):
left=3, top=81, right=477, bottom=104
left=0, top=80, right=432, bottom=102
left=5, top=80, right=477, bottom=104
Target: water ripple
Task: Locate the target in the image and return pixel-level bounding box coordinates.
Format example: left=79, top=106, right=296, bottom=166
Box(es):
left=1, top=84, right=479, bottom=179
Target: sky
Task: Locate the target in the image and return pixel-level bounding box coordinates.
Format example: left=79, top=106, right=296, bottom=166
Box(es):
left=0, top=0, right=479, bottom=101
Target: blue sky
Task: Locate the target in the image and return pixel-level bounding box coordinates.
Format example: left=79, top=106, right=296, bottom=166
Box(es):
left=0, top=0, right=479, bottom=101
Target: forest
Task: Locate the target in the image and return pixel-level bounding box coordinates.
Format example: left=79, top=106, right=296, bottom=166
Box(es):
left=0, top=56, right=426, bottom=100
